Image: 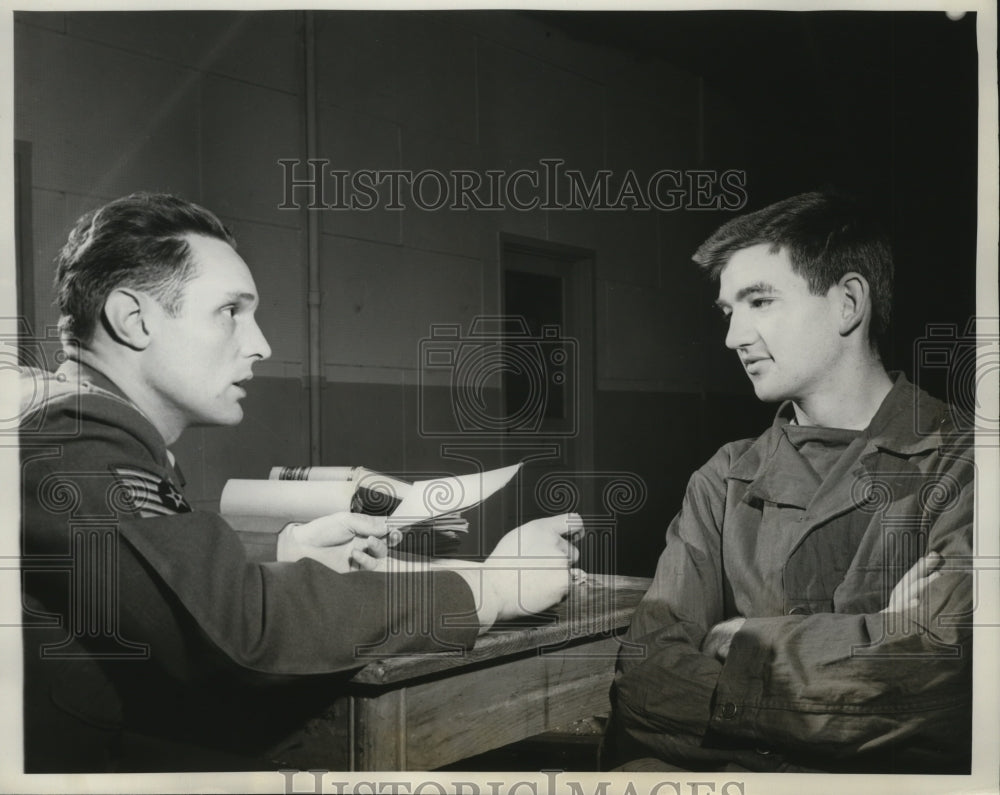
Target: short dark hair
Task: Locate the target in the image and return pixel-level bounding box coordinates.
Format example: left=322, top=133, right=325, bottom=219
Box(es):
left=692, top=191, right=893, bottom=345
left=54, top=192, right=236, bottom=344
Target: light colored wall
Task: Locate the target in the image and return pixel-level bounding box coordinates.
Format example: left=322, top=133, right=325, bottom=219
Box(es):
left=16, top=12, right=306, bottom=369
left=15, top=11, right=308, bottom=509
left=310, top=11, right=716, bottom=392
left=15, top=10, right=763, bottom=544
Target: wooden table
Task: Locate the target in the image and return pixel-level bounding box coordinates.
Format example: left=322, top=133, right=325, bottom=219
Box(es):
left=267, top=574, right=651, bottom=771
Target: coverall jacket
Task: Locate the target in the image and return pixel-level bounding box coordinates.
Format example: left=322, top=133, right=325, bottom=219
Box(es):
left=605, top=374, right=974, bottom=773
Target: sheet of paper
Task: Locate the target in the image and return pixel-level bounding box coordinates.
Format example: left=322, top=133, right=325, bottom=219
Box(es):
left=390, top=463, right=522, bottom=525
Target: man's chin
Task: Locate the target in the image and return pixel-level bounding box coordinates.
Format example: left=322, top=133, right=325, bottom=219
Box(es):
left=192, top=407, right=244, bottom=428
left=750, top=380, right=784, bottom=403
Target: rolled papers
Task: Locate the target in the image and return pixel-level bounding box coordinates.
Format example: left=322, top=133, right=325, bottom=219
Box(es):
left=226, top=464, right=518, bottom=531
left=269, top=466, right=354, bottom=481
left=269, top=465, right=413, bottom=515
left=220, top=479, right=354, bottom=522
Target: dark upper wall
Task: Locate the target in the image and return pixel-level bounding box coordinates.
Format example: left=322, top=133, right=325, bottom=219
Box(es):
left=14, top=10, right=979, bottom=574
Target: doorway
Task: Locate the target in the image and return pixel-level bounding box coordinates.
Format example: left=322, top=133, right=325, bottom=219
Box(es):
left=497, top=235, right=596, bottom=536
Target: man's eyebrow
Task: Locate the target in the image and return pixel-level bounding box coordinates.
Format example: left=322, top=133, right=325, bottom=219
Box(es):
left=714, top=281, right=778, bottom=308
left=220, top=291, right=258, bottom=306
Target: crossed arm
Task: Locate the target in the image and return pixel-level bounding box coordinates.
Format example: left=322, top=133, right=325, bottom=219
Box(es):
left=701, top=551, right=947, bottom=662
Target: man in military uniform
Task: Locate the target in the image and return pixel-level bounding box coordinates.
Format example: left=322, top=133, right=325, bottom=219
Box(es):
left=603, top=192, right=974, bottom=773
left=20, top=193, right=580, bottom=772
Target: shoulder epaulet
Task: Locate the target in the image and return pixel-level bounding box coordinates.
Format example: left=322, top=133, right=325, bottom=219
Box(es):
left=20, top=366, right=136, bottom=421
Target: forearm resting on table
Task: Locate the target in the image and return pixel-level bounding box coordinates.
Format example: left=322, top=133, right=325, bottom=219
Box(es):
left=375, top=555, right=500, bottom=633
left=281, top=512, right=581, bottom=633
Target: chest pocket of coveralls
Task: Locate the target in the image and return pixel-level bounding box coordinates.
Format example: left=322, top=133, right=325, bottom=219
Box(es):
left=781, top=508, right=874, bottom=616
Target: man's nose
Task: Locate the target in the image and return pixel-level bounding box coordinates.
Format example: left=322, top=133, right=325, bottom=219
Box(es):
left=724, top=309, right=754, bottom=350
left=246, top=317, right=272, bottom=361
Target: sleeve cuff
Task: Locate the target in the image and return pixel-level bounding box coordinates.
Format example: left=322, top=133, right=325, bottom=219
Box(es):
left=224, top=514, right=288, bottom=562
left=709, top=616, right=796, bottom=738
left=426, top=569, right=481, bottom=649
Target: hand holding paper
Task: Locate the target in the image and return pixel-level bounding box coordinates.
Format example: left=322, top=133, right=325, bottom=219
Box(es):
left=277, top=512, right=402, bottom=573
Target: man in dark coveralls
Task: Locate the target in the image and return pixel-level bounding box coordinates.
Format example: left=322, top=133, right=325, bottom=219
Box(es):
left=603, top=192, right=974, bottom=773
left=19, top=193, right=581, bottom=772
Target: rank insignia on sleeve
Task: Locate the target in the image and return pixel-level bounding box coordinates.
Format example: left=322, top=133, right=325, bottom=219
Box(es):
left=110, top=466, right=192, bottom=517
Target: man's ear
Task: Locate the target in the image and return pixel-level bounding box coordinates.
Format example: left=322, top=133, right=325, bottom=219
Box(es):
left=836, top=272, right=871, bottom=337
left=102, top=288, right=154, bottom=350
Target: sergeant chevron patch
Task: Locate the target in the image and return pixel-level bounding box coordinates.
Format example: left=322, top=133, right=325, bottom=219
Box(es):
left=110, top=466, right=192, bottom=517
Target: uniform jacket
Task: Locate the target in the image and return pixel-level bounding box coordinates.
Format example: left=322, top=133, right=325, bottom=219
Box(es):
left=20, top=360, right=479, bottom=772
left=606, top=374, right=974, bottom=773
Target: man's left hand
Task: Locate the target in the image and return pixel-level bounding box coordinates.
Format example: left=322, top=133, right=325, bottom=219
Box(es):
left=701, top=616, right=747, bottom=661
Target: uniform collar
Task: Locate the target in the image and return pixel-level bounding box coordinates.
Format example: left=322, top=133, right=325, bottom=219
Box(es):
left=860, top=372, right=953, bottom=455
left=54, top=357, right=182, bottom=482
left=56, top=357, right=133, bottom=403
left=729, top=372, right=949, bottom=487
